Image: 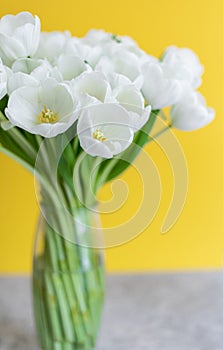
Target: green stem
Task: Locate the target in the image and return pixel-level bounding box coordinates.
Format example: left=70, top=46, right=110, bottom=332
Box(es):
left=54, top=232, right=88, bottom=342
left=151, top=125, right=172, bottom=139
left=33, top=208, right=105, bottom=350
left=0, top=111, right=37, bottom=159
left=0, top=145, right=34, bottom=173
left=44, top=272, right=64, bottom=342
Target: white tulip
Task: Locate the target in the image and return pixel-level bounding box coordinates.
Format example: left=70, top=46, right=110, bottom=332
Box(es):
left=95, top=48, right=143, bottom=88
left=83, top=29, right=146, bottom=58
left=5, top=79, right=78, bottom=137
left=7, top=58, right=52, bottom=95
left=170, top=90, right=215, bottom=131
left=70, top=71, right=112, bottom=106
left=113, top=84, right=151, bottom=130
left=162, top=46, right=203, bottom=89
left=0, top=59, right=7, bottom=99
left=67, top=38, right=103, bottom=68
left=0, top=12, right=40, bottom=66
left=77, top=103, right=134, bottom=158
left=55, top=55, right=90, bottom=81
left=35, top=31, right=71, bottom=64
left=12, top=58, right=51, bottom=78
left=83, top=29, right=112, bottom=45
left=141, top=61, right=184, bottom=109
left=84, top=29, right=136, bottom=47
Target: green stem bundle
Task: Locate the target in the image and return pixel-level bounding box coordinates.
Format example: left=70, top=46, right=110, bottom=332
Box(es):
left=33, top=214, right=105, bottom=350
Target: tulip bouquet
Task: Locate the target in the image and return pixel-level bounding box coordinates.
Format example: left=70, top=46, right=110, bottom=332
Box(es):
left=0, top=11, right=214, bottom=350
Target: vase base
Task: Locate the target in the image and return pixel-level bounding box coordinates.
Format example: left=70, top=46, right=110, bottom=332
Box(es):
left=40, top=340, right=95, bottom=350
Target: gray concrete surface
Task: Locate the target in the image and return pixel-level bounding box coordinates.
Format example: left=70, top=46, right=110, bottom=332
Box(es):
left=0, top=272, right=223, bottom=349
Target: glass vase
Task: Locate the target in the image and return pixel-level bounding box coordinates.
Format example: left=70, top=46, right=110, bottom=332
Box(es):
left=32, top=209, right=105, bottom=350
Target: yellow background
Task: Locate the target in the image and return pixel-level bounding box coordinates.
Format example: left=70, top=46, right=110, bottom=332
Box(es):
left=0, top=0, right=222, bottom=273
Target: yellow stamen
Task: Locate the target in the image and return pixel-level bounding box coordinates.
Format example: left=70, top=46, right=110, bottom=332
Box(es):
left=93, top=129, right=106, bottom=142
left=39, top=106, right=58, bottom=124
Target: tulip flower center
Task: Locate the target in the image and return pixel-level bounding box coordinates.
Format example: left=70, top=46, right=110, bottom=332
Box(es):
left=39, top=106, right=58, bottom=124
left=93, top=129, right=107, bottom=142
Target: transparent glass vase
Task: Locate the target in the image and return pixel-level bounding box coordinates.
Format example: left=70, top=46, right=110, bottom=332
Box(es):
left=32, top=211, right=105, bottom=350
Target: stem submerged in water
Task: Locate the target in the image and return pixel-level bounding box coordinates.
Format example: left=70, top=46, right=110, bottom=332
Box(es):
left=32, top=213, right=105, bottom=350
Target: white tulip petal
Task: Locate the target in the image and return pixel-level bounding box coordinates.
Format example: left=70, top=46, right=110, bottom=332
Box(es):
left=7, top=72, right=39, bottom=95
left=0, top=59, right=7, bottom=99
left=0, top=15, right=16, bottom=35
left=3, top=12, right=35, bottom=29
left=31, top=15, right=41, bottom=56
left=95, top=56, right=114, bottom=75
left=50, top=85, right=76, bottom=120
left=115, top=51, right=141, bottom=81
left=114, top=85, right=144, bottom=110
left=57, top=55, right=87, bottom=81
left=6, top=86, right=40, bottom=123
left=77, top=103, right=134, bottom=158
left=0, top=12, right=35, bottom=35
left=107, top=73, right=132, bottom=89
left=13, top=23, right=37, bottom=56
left=39, top=79, right=77, bottom=120
left=12, top=58, right=51, bottom=80
left=0, top=83, right=6, bottom=100
left=129, top=106, right=151, bottom=131
left=0, top=33, right=25, bottom=65
left=83, top=29, right=112, bottom=45
left=81, top=135, right=113, bottom=158
left=27, top=121, right=73, bottom=138
left=113, top=84, right=150, bottom=130
left=72, top=71, right=112, bottom=104
left=95, top=48, right=142, bottom=85
left=49, top=67, right=64, bottom=82
left=35, top=31, right=71, bottom=63
left=66, top=39, right=103, bottom=68
left=12, top=58, right=38, bottom=73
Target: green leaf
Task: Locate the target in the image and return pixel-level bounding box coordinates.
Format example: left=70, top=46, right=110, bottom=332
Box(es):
left=0, top=95, right=8, bottom=113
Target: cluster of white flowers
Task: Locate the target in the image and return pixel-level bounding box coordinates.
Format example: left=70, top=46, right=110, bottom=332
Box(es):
left=0, top=12, right=215, bottom=158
